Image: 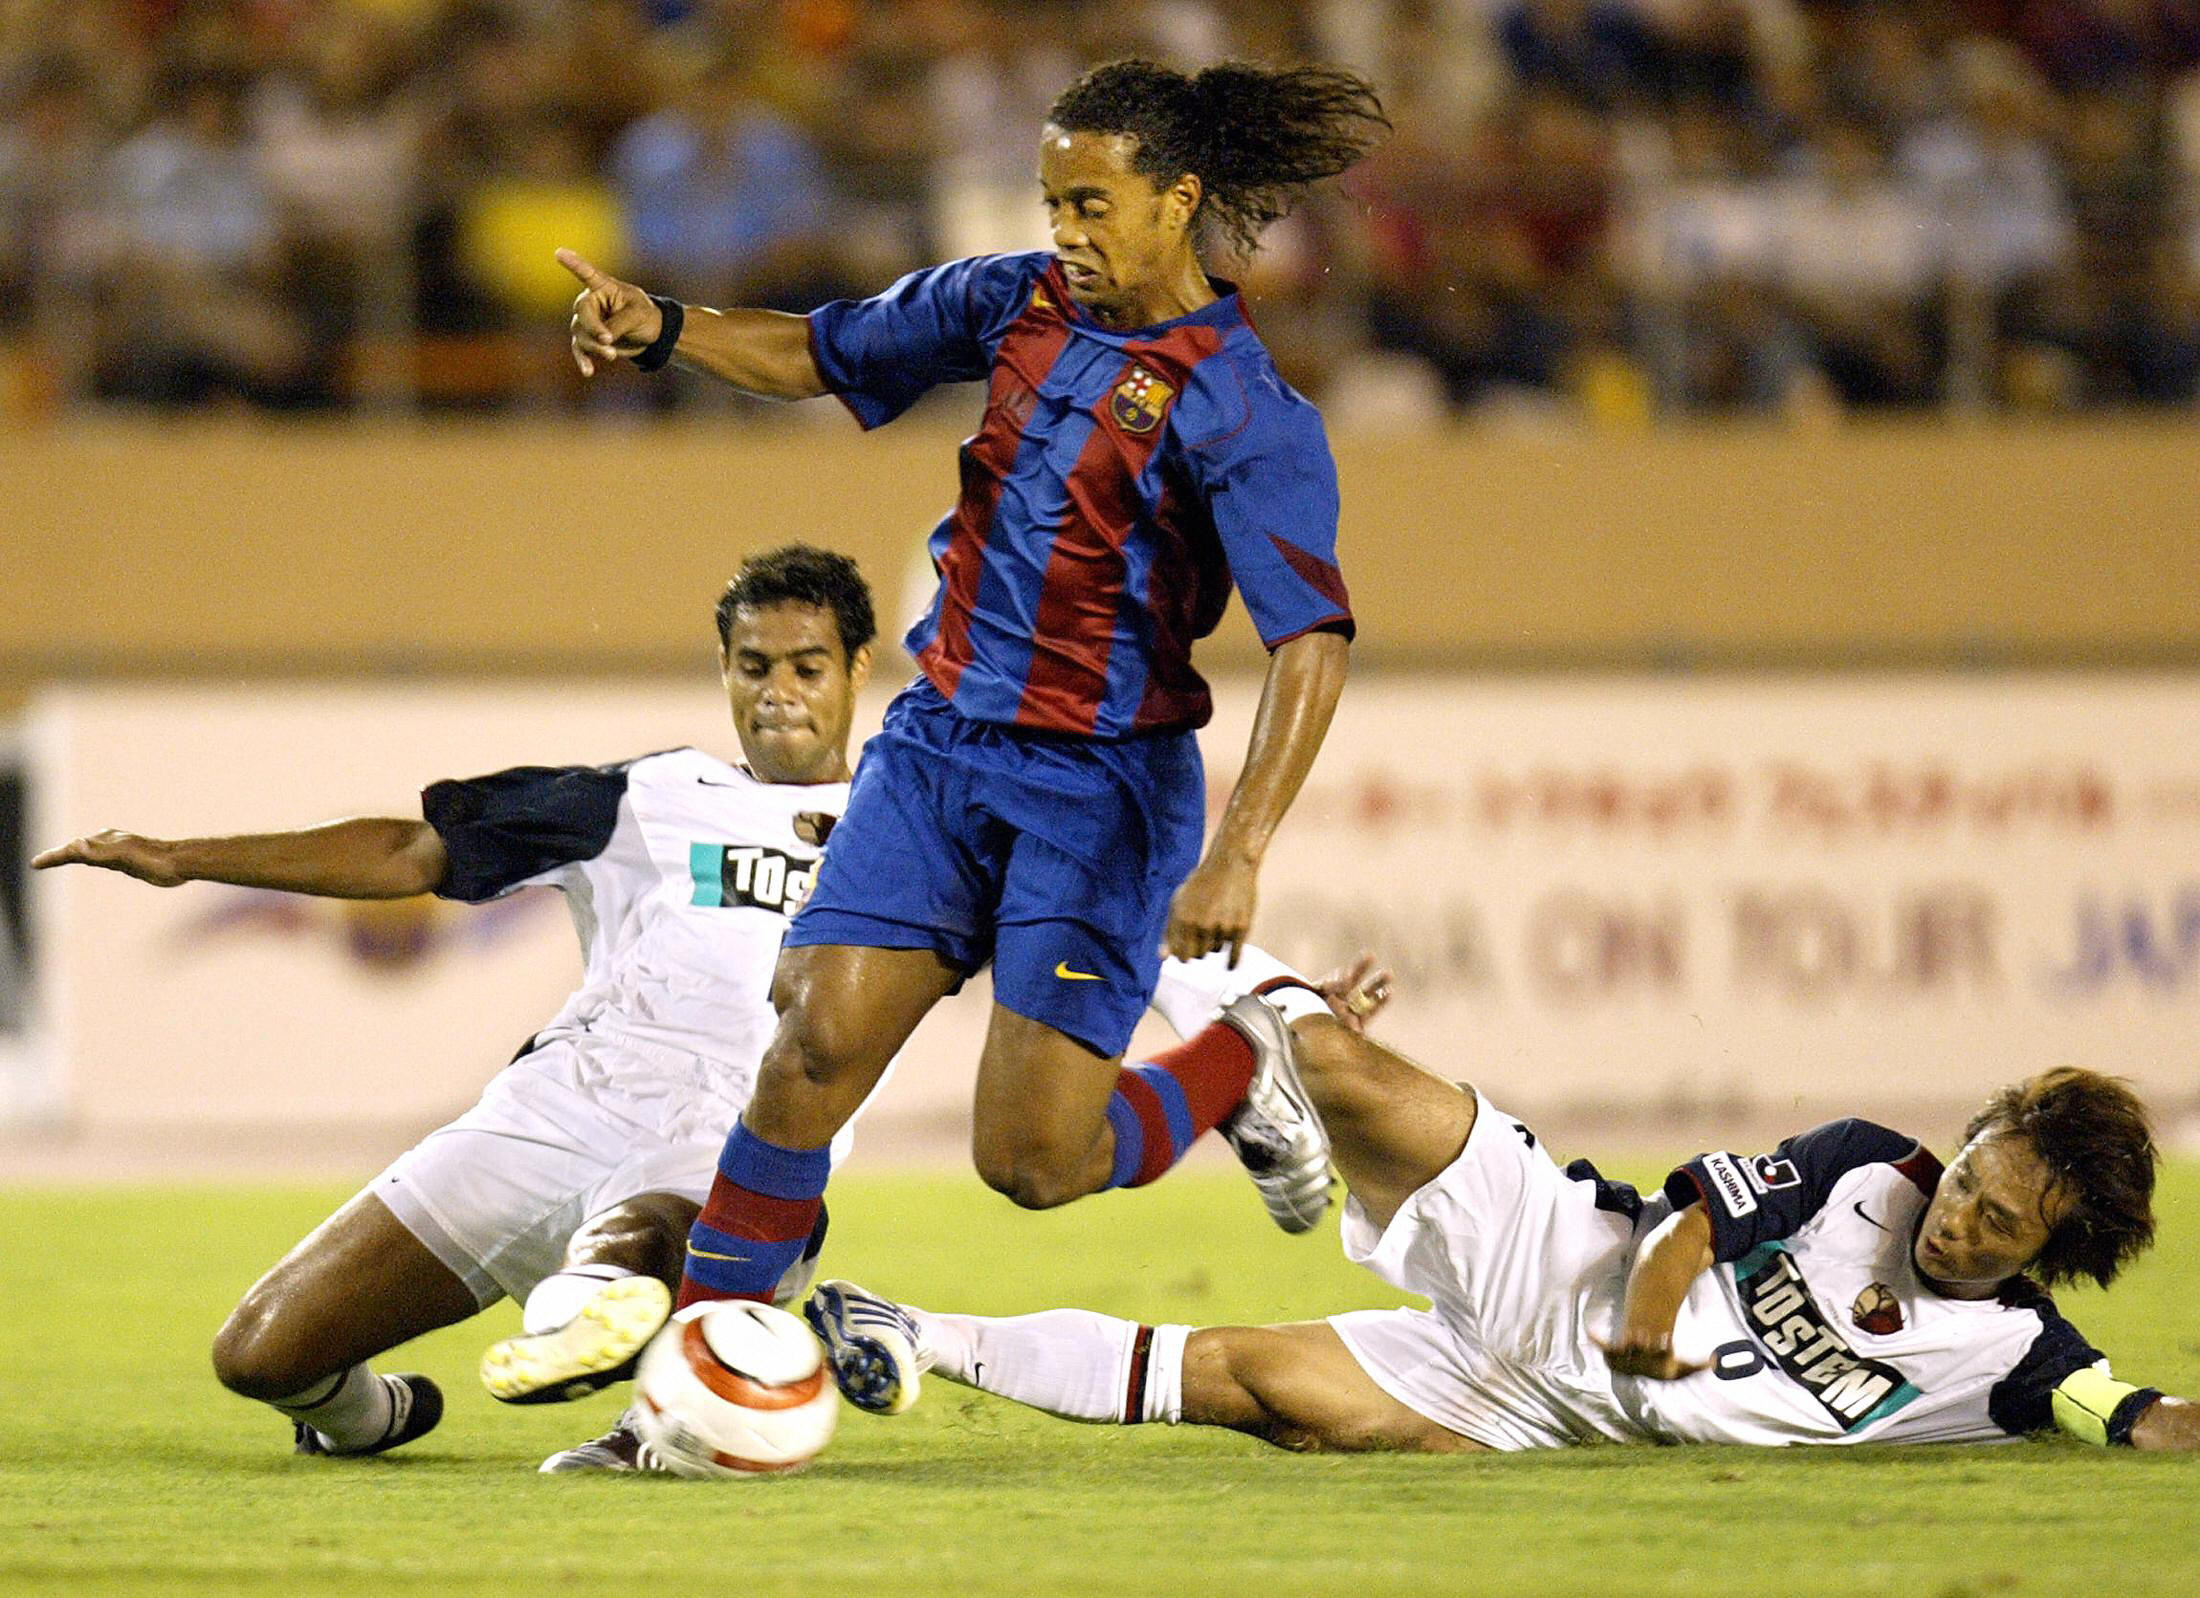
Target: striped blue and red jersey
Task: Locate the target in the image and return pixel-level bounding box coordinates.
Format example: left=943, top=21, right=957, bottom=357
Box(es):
left=806, top=251, right=1352, bottom=737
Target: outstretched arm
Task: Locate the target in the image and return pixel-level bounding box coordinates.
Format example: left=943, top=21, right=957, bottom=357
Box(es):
left=1601, top=1203, right=1716, bottom=1381
left=1165, top=629, right=1347, bottom=965
left=556, top=249, right=826, bottom=396
left=33, top=819, right=448, bottom=899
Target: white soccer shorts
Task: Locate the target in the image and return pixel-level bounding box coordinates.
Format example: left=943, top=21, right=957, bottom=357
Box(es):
left=373, top=1031, right=767, bottom=1307
left=1327, top=1089, right=1647, bottom=1451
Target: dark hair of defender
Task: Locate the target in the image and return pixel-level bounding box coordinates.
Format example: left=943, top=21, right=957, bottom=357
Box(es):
left=716, top=544, right=877, bottom=663
left=1963, top=1067, right=2158, bottom=1289
left=1047, top=59, right=1390, bottom=258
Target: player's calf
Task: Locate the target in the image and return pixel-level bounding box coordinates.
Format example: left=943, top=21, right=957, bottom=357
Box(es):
left=1055, top=981, right=1334, bottom=1228
left=1282, top=1017, right=1475, bottom=1233
left=1186, top=1324, right=1483, bottom=1455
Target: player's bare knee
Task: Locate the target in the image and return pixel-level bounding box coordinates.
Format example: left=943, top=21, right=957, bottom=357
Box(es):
left=764, top=1001, right=883, bottom=1099
left=978, top=1104, right=1110, bottom=1208
left=1288, top=1015, right=1355, bottom=1084
left=210, top=1300, right=325, bottom=1401
left=975, top=1153, right=1085, bottom=1210
left=1287, top=1012, right=1352, bottom=1060
left=971, top=1126, right=1087, bottom=1208
left=971, top=1146, right=1020, bottom=1203
left=1289, top=1022, right=1387, bottom=1120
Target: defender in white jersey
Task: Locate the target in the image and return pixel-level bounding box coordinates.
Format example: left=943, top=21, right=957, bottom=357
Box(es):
left=818, top=986, right=2200, bottom=1455
left=33, top=545, right=880, bottom=1464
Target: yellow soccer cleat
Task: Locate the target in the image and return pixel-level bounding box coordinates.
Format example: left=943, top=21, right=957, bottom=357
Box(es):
left=480, top=1274, right=672, bottom=1405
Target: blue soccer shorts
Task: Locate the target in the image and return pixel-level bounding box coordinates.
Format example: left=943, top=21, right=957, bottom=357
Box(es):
left=786, top=678, right=1205, bottom=1058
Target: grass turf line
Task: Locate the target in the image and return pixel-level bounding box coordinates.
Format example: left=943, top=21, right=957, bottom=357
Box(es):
left=0, top=1165, right=2194, bottom=1598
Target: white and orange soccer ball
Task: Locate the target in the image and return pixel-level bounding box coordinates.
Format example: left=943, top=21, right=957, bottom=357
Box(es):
left=630, top=1301, right=840, bottom=1479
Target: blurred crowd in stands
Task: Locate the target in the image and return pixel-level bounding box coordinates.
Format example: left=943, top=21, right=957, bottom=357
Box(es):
left=3, top=0, right=2199, bottom=422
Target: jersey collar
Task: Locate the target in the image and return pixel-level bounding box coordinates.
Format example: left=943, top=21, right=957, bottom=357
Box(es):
left=1044, top=260, right=1244, bottom=339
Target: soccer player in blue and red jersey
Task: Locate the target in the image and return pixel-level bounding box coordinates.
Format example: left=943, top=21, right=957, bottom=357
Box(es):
left=528, top=59, right=1390, bottom=1406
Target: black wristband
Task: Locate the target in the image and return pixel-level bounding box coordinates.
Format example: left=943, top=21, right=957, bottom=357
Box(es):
left=632, top=295, right=685, bottom=372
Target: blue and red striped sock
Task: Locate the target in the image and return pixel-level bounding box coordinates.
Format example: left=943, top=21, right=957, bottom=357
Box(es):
left=1102, top=1021, right=1257, bottom=1190
left=678, top=1120, right=831, bottom=1307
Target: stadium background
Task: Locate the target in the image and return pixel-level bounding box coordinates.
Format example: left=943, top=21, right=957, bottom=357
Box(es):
left=4, top=0, right=2196, bottom=1173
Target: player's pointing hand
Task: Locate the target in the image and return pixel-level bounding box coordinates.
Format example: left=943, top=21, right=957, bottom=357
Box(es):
left=32, top=830, right=185, bottom=887
left=556, top=248, right=662, bottom=377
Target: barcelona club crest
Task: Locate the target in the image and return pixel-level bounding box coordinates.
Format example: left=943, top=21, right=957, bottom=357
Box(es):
left=1110, top=366, right=1174, bottom=434
left=1850, top=1282, right=1904, bottom=1336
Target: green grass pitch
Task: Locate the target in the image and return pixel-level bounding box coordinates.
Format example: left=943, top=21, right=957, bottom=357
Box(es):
left=3, top=1163, right=2196, bottom=1598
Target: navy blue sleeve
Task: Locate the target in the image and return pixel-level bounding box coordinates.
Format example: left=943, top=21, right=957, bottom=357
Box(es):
left=1663, top=1119, right=1924, bottom=1263
left=1985, top=1284, right=2119, bottom=1438
left=806, top=254, right=1039, bottom=429
left=421, top=763, right=630, bottom=903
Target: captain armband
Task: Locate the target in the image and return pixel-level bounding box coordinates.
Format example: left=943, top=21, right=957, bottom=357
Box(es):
left=2050, top=1362, right=2164, bottom=1447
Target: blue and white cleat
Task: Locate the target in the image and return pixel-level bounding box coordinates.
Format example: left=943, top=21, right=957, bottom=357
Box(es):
left=804, top=1279, right=930, bottom=1416
left=1215, top=991, right=1334, bottom=1233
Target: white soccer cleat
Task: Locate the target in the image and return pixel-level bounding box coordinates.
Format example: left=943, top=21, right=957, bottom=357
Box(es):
left=1215, top=991, right=1334, bottom=1233
left=538, top=1410, right=669, bottom=1474
left=804, top=1279, right=931, bottom=1416
left=481, top=1274, right=672, bottom=1405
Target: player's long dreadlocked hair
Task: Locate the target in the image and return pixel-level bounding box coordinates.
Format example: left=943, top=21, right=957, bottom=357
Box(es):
left=1048, top=59, right=1389, bottom=258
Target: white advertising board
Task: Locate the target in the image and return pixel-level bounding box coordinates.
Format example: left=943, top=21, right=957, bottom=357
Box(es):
left=9, top=674, right=2197, bottom=1174
left=1215, top=676, right=2199, bottom=1134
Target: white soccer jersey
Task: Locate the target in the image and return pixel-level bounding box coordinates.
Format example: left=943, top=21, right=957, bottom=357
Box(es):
left=1329, top=1108, right=2163, bottom=1454
left=1628, top=1122, right=2153, bottom=1447
left=422, top=748, right=845, bottom=1068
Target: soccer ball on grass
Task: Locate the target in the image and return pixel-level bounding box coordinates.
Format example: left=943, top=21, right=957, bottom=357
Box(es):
left=631, top=1301, right=839, bottom=1479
